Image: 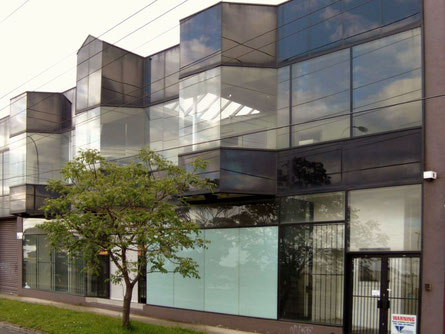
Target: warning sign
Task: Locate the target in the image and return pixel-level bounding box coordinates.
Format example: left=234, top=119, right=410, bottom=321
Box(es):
left=391, top=314, right=416, bottom=334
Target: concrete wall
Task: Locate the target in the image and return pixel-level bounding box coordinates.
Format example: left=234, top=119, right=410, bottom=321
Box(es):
left=422, top=0, right=445, bottom=333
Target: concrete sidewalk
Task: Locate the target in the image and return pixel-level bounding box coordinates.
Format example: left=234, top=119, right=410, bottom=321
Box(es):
left=0, top=294, right=254, bottom=334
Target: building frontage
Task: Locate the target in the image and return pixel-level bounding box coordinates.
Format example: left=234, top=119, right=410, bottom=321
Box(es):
left=0, top=0, right=444, bottom=333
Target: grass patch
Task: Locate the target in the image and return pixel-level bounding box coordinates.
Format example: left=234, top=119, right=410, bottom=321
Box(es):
left=0, top=298, right=203, bottom=334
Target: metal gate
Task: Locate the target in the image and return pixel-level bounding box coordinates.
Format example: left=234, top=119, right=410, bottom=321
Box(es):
left=348, top=255, right=420, bottom=334
left=0, top=219, right=18, bottom=294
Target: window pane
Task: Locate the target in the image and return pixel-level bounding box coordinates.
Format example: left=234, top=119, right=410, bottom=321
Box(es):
left=310, top=2, right=343, bottom=52
left=204, top=229, right=239, bottom=314
left=281, top=192, right=345, bottom=224
left=348, top=185, right=421, bottom=251
left=280, top=223, right=344, bottom=324
left=150, top=52, right=165, bottom=102
left=220, top=67, right=277, bottom=149
left=277, top=66, right=290, bottom=149
left=9, top=94, right=27, bottom=136
left=179, top=68, right=221, bottom=153
left=292, top=49, right=350, bottom=146
left=165, top=46, right=180, bottom=99
left=382, top=0, right=420, bottom=27
left=278, top=0, right=310, bottom=62
left=343, top=0, right=380, bottom=42
left=352, top=29, right=422, bottom=136
left=222, top=3, right=276, bottom=66
left=239, top=227, right=278, bottom=318
left=180, top=5, right=221, bottom=76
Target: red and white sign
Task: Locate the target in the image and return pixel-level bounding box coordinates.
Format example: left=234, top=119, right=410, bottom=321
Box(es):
left=391, top=314, right=416, bottom=334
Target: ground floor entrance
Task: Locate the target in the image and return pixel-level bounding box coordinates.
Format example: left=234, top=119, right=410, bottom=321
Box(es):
left=347, top=255, right=420, bottom=334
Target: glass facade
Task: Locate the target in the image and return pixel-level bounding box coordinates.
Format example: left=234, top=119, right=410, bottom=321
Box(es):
left=147, top=226, right=278, bottom=319
left=279, top=28, right=421, bottom=148
left=277, top=0, right=421, bottom=63
left=179, top=66, right=277, bottom=152
left=74, top=107, right=148, bottom=160
left=180, top=5, right=222, bottom=77
left=280, top=223, right=344, bottom=324
left=23, top=234, right=109, bottom=297
left=148, top=99, right=179, bottom=163
left=348, top=185, right=421, bottom=251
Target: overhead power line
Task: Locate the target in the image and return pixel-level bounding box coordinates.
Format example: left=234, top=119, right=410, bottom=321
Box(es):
left=0, top=0, right=30, bottom=25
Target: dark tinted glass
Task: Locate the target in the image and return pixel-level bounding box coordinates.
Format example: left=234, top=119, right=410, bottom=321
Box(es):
left=222, top=3, right=276, bottom=66
left=310, top=2, right=343, bottom=51
left=382, top=0, right=420, bottom=27
left=281, top=192, right=345, bottom=224
left=278, top=0, right=310, bottom=62
left=343, top=0, right=380, bottom=42
left=280, top=223, right=344, bottom=324
left=183, top=200, right=278, bottom=228
left=180, top=5, right=222, bottom=76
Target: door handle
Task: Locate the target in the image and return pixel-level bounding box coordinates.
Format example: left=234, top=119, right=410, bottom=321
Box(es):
left=377, top=300, right=390, bottom=309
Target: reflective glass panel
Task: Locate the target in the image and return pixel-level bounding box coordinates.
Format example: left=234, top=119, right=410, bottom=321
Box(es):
left=310, top=2, right=343, bottom=52
left=180, top=5, right=222, bottom=76
left=343, top=0, right=380, bottom=41
left=281, top=192, right=345, bottom=224
left=220, top=67, right=277, bottom=149
left=292, top=49, right=350, bottom=146
left=278, top=0, right=310, bottom=62
left=165, top=46, right=180, bottom=99
left=179, top=67, right=221, bottom=153
left=348, top=185, right=421, bottom=251
left=10, top=94, right=27, bottom=136
left=352, top=29, right=422, bottom=136
left=277, top=66, right=290, bottom=149
left=280, top=223, right=344, bottom=324
left=222, top=4, right=276, bottom=66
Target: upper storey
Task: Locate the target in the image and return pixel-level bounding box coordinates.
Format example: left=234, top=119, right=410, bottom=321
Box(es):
left=277, top=0, right=421, bottom=64
left=179, top=3, right=277, bottom=77
left=76, top=36, right=144, bottom=113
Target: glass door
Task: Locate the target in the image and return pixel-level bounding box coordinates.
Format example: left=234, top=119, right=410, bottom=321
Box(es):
left=349, top=256, right=419, bottom=334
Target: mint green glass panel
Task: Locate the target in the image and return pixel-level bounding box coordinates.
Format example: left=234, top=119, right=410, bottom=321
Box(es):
left=239, top=227, right=278, bottom=318
left=204, top=229, right=239, bottom=314
left=174, top=246, right=205, bottom=310
left=146, top=260, right=174, bottom=307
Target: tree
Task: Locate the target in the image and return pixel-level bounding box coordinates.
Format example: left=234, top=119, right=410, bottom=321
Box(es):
left=40, top=149, right=212, bottom=328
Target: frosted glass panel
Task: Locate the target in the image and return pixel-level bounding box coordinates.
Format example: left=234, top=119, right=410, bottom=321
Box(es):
left=146, top=260, right=174, bottom=307
left=239, top=227, right=278, bottom=318
left=204, top=229, right=239, bottom=314
left=174, top=246, right=204, bottom=310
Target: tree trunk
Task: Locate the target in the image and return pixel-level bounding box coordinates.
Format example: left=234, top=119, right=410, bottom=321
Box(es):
left=122, top=283, right=134, bottom=328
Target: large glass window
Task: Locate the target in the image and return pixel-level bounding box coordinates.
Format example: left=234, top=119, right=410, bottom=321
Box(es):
left=352, top=29, right=422, bottom=135
left=348, top=185, right=421, bottom=251
left=179, top=67, right=221, bottom=153
left=220, top=67, right=277, bottom=149
left=281, top=192, right=345, bottom=224
left=180, top=5, right=222, bottom=77
left=277, top=0, right=421, bottom=63
left=9, top=94, right=26, bottom=136
left=148, top=100, right=179, bottom=164
left=221, top=3, right=276, bottom=66
left=279, top=28, right=422, bottom=148
left=23, top=221, right=109, bottom=297
left=74, top=107, right=148, bottom=160
left=146, top=226, right=278, bottom=319
left=280, top=223, right=344, bottom=325
left=292, top=49, right=350, bottom=146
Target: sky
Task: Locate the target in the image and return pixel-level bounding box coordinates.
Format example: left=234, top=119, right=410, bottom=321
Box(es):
left=0, top=0, right=284, bottom=118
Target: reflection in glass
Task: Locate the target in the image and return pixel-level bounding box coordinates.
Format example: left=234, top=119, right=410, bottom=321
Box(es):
left=310, top=2, right=342, bottom=51
left=277, top=66, right=290, bottom=148
left=278, top=0, right=310, bottom=62
left=222, top=3, right=276, bottom=66
left=348, top=185, right=421, bottom=251
left=179, top=67, right=221, bottom=153
left=292, top=49, right=350, bottom=146
left=146, top=227, right=278, bottom=319
left=281, top=192, right=345, bottom=224
left=180, top=5, right=221, bottom=76
left=220, top=67, right=277, bottom=149
left=280, top=223, right=344, bottom=324
left=9, top=94, right=27, bottom=136
left=352, top=29, right=422, bottom=136
left=148, top=100, right=179, bottom=163
left=22, top=233, right=109, bottom=297
left=343, top=0, right=379, bottom=42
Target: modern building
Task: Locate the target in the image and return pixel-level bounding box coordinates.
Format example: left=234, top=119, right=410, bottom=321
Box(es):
left=0, top=0, right=444, bottom=333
